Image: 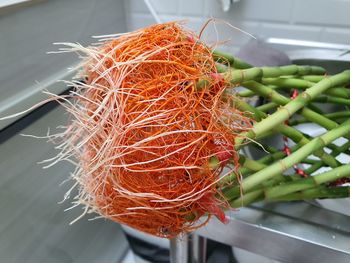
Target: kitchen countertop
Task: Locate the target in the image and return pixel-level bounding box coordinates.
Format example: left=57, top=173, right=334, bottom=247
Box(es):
left=196, top=201, right=350, bottom=262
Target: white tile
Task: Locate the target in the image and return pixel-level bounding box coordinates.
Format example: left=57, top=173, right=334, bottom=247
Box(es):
left=157, top=16, right=208, bottom=35
left=204, top=0, right=292, bottom=22
left=204, top=0, right=243, bottom=20
left=239, top=0, right=293, bottom=22
left=236, top=21, right=261, bottom=36
left=158, top=14, right=182, bottom=23
left=127, top=0, right=149, bottom=13
left=200, top=21, right=260, bottom=46
left=150, top=0, right=178, bottom=14
left=161, top=18, right=208, bottom=34
left=321, top=28, right=350, bottom=45
left=127, top=14, right=156, bottom=31
left=184, top=18, right=208, bottom=32
left=125, top=0, right=350, bottom=48
left=292, top=0, right=350, bottom=26
left=179, top=0, right=205, bottom=16
left=260, top=23, right=321, bottom=41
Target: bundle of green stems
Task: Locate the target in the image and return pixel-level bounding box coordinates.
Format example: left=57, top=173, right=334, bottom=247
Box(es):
left=212, top=50, right=350, bottom=208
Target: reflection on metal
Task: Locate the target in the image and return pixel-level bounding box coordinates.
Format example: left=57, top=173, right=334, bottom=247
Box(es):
left=170, top=235, right=189, bottom=263
left=196, top=202, right=350, bottom=263
left=267, top=38, right=350, bottom=51
left=191, top=234, right=207, bottom=263
left=170, top=234, right=208, bottom=263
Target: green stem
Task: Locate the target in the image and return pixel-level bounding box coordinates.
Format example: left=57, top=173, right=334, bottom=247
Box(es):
left=256, top=102, right=278, bottom=112
left=238, top=86, right=278, bottom=97
left=230, top=189, right=264, bottom=208
left=222, top=153, right=301, bottom=187
left=327, top=140, right=350, bottom=156
left=224, top=119, right=350, bottom=198
left=213, top=50, right=252, bottom=69
left=302, top=75, right=325, bottom=82
left=304, top=162, right=323, bottom=175
left=256, top=144, right=300, bottom=164
left=239, top=155, right=266, bottom=171
left=249, top=135, right=350, bottom=177
left=222, top=155, right=268, bottom=185
left=213, top=51, right=326, bottom=78
left=289, top=111, right=350, bottom=125
left=230, top=186, right=350, bottom=207
left=265, top=164, right=350, bottom=199
left=235, top=70, right=350, bottom=148
left=223, top=65, right=326, bottom=85
left=233, top=99, right=340, bottom=167
left=313, top=96, right=350, bottom=106
left=271, top=186, right=350, bottom=202
left=241, top=81, right=339, bottom=132
left=251, top=143, right=318, bottom=165
left=261, top=77, right=350, bottom=98
left=230, top=178, right=350, bottom=208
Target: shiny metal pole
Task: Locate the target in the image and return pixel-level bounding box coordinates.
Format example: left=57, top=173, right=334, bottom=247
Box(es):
left=170, top=234, right=189, bottom=263
left=170, top=234, right=207, bottom=263
left=191, top=234, right=207, bottom=263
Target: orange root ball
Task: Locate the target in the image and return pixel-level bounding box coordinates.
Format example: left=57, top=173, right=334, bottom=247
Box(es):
left=64, top=22, right=252, bottom=237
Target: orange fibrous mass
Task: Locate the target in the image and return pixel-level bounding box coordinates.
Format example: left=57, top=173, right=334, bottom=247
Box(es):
left=67, top=22, right=252, bottom=237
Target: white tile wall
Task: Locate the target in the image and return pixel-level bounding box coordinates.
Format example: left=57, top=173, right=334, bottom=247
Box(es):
left=123, top=0, right=350, bottom=50
left=179, top=0, right=204, bottom=16
left=231, top=0, right=293, bottom=22
left=126, top=13, right=156, bottom=30
left=260, top=23, right=321, bottom=41
left=321, top=27, right=350, bottom=45
left=292, top=0, right=350, bottom=26
left=127, top=0, right=149, bottom=13
left=151, top=0, right=179, bottom=14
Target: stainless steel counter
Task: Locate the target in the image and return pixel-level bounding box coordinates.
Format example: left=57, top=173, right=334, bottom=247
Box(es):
left=196, top=202, right=350, bottom=262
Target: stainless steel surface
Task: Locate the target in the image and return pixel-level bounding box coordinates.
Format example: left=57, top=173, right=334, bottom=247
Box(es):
left=267, top=38, right=350, bottom=51
left=170, top=235, right=190, bottom=263
left=288, top=49, right=350, bottom=75
left=196, top=202, right=350, bottom=263
left=0, top=107, right=129, bottom=263
left=191, top=234, right=207, bottom=263
left=170, top=233, right=208, bottom=263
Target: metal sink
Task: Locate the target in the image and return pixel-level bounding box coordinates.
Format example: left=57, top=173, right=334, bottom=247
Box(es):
left=288, top=49, right=350, bottom=74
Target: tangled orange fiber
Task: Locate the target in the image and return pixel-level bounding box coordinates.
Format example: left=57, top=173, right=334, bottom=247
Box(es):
left=57, top=22, right=253, bottom=237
